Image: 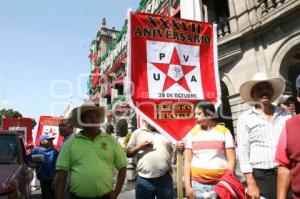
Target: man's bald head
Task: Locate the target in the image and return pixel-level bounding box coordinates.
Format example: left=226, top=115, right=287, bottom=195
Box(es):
left=59, top=119, right=73, bottom=137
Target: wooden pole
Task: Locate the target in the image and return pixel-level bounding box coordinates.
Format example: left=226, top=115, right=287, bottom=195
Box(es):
left=176, top=150, right=184, bottom=199
left=177, top=1, right=203, bottom=198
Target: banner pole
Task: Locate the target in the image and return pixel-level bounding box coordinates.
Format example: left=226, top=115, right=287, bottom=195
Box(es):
left=176, top=1, right=204, bottom=198
left=176, top=150, right=184, bottom=199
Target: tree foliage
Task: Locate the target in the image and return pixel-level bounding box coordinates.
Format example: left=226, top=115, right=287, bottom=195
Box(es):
left=0, top=108, right=22, bottom=118
left=0, top=108, right=22, bottom=127
left=0, top=108, right=37, bottom=129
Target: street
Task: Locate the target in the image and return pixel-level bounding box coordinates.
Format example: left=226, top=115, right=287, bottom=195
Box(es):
left=30, top=180, right=136, bottom=199
left=31, top=189, right=135, bottom=199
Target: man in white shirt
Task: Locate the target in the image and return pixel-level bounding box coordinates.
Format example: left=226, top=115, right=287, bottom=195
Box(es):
left=236, top=73, right=291, bottom=199
left=126, top=121, right=173, bottom=199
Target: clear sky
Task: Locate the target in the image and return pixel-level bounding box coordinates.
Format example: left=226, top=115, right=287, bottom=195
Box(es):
left=0, top=0, right=138, bottom=129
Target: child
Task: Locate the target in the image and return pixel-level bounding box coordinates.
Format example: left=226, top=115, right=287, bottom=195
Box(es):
left=184, top=100, right=236, bottom=199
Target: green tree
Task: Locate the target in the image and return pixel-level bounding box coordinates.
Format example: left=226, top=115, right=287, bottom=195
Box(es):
left=0, top=108, right=22, bottom=127
left=0, top=108, right=37, bottom=129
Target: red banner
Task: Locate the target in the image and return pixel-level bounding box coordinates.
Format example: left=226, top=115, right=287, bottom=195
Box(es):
left=35, top=116, right=63, bottom=149
left=128, top=12, right=220, bottom=141
left=2, top=117, right=34, bottom=147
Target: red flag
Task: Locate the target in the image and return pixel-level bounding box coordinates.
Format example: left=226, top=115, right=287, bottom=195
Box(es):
left=128, top=12, right=220, bottom=141
left=2, top=117, right=34, bottom=147
left=92, top=67, right=100, bottom=88
left=35, top=116, right=64, bottom=149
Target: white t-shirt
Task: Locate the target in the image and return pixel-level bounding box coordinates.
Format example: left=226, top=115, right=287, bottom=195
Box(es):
left=185, top=124, right=235, bottom=182
left=127, top=127, right=172, bottom=178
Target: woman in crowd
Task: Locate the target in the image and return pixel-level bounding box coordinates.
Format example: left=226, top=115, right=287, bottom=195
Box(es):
left=184, top=100, right=236, bottom=199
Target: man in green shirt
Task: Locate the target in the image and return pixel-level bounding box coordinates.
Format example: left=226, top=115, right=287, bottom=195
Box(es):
left=55, top=102, right=127, bottom=199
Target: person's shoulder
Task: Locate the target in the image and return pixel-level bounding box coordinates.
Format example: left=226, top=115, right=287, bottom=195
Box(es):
left=132, top=128, right=143, bottom=133
left=237, top=108, right=253, bottom=119
left=187, top=125, right=201, bottom=137
left=293, top=114, right=300, bottom=120
left=101, top=132, right=119, bottom=144
left=131, top=128, right=147, bottom=136
left=214, top=123, right=230, bottom=134
left=287, top=114, right=300, bottom=124
left=65, top=134, right=78, bottom=143
left=48, top=147, right=59, bottom=156
left=61, top=134, right=78, bottom=149
left=275, top=106, right=290, bottom=116
left=32, top=147, right=43, bottom=154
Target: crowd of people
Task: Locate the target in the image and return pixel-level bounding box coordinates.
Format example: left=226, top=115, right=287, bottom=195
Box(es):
left=27, top=73, right=300, bottom=199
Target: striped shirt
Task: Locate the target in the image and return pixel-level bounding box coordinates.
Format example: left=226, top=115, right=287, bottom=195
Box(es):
left=185, top=124, right=235, bottom=183
left=236, top=107, right=291, bottom=173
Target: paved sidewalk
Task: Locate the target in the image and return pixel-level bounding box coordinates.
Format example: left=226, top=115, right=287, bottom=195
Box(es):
left=31, top=180, right=136, bottom=199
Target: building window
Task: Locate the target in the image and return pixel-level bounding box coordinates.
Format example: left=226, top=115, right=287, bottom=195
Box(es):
left=203, top=0, right=230, bottom=37
left=203, top=0, right=229, bottom=23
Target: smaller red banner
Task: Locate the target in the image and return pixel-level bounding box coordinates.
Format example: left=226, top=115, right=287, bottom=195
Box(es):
left=2, top=117, right=34, bottom=147
left=35, top=116, right=64, bottom=149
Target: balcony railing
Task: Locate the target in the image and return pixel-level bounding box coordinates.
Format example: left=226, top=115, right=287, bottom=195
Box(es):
left=112, top=95, right=126, bottom=109
left=112, top=95, right=126, bottom=103
left=217, top=19, right=231, bottom=38
left=259, top=0, right=287, bottom=15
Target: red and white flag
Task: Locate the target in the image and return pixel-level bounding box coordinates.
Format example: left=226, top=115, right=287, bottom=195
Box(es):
left=128, top=12, right=220, bottom=141
left=35, top=116, right=63, bottom=149
left=2, top=117, right=34, bottom=147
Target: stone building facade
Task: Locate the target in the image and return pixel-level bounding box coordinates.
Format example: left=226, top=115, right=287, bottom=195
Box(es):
left=88, top=0, right=300, bottom=135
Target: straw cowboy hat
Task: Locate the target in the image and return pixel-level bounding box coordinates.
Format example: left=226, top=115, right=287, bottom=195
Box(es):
left=68, top=101, right=106, bottom=128
left=239, top=72, right=285, bottom=103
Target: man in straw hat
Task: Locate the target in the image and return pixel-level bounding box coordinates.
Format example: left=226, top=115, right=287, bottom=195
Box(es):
left=236, top=73, right=291, bottom=199
left=55, top=101, right=127, bottom=199
left=276, top=74, right=300, bottom=199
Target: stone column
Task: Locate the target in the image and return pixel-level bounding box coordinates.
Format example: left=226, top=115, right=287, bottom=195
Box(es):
left=228, top=0, right=239, bottom=33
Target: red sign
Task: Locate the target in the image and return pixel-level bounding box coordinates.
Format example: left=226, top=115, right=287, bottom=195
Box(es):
left=2, top=117, right=34, bottom=147
left=35, top=116, right=63, bottom=149
left=128, top=12, right=220, bottom=141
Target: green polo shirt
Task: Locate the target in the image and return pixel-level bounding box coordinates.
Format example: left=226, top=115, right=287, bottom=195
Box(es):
left=56, top=131, right=127, bottom=197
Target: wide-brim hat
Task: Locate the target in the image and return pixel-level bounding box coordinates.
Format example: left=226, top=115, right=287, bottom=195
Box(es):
left=68, top=101, right=106, bottom=129
left=239, top=72, right=285, bottom=104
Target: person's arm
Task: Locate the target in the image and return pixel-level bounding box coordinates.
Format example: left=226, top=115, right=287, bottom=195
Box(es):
left=236, top=115, right=260, bottom=198
left=109, top=166, right=127, bottom=199
left=245, top=173, right=260, bottom=199
left=126, top=140, right=153, bottom=157
left=224, top=130, right=236, bottom=172
left=276, top=125, right=291, bottom=199
left=277, top=166, right=291, bottom=199
left=276, top=124, right=290, bottom=166
left=55, top=170, right=68, bottom=199
left=225, top=148, right=236, bottom=171
left=55, top=140, right=72, bottom=199
left=175, top=141, right=185, bottom=153
left=184, top=149, right=194, bottom=199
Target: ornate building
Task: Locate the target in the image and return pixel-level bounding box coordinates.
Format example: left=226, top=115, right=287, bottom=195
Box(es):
left=88, top=0, right=300, bottom=135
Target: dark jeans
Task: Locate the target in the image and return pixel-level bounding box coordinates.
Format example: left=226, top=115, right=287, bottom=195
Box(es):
left=40, top=180, right=55, bottom=199
left=136, top=172, right=174, bottom=199
left=70, top=193, right=110, bottom=199
left=253, top=168, right=277, bottom=199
